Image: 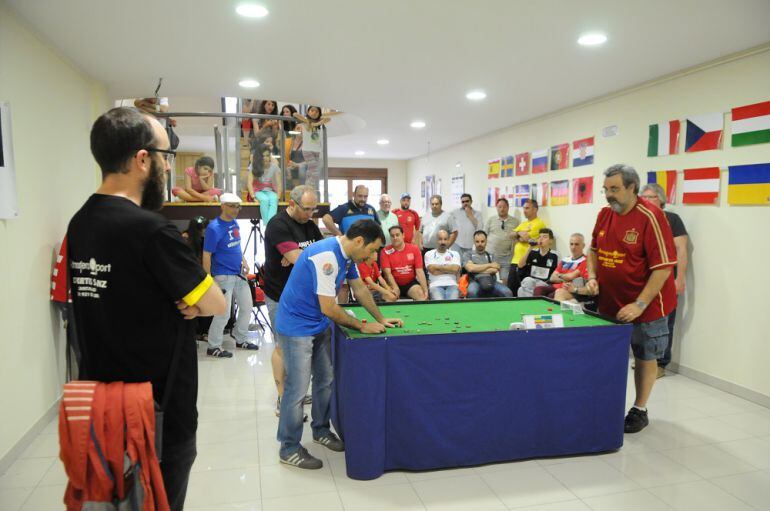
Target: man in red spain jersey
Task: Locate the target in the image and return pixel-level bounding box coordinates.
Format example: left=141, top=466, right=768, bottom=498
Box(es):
left=380, top=225, right=428, bottom=301
left=393, top=192, right=422, bottom=248
left=586, top=164, right=677, bottom=433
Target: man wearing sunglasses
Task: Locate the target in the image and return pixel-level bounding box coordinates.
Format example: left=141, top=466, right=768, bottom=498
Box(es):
left=484, top=197, right=519, bottom=282
left=203, top=193, right=260, bottom=357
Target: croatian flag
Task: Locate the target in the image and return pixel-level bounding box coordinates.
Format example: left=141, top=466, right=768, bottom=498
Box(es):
left=515, top=152, right=530, bottom=176
left=572, top=137, right=594, bottom=167
left=685, top=112, right=724, bottom=152
left=682, top=167, right=720, bottom=205
left=514, top=184, right=530, bottom=207
left=532, top=149, right=548, bottom=174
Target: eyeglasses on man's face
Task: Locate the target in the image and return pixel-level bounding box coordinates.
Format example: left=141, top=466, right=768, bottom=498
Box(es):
left=145, top=147, right=177, bottom=163
left=224, top=203, right=242, bottom=209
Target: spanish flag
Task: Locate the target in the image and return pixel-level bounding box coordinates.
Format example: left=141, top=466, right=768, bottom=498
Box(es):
left=647, top=170, right=677, bottom=204
left=728, top=163, right=770, bottom=205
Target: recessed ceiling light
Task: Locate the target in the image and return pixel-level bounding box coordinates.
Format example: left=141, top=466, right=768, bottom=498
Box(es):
left=376, top=139, right=390, bottom=145
left=236, top=3, right=269, bottom=18
left=355, top=150, right=365, bottom=156
left=238, top=79, right=260, bottom=88
left=466, top=90, right=486, bottom=101
left=577, top=32, right=607, bottom=46
left=410, top=120, right=426, bottom=129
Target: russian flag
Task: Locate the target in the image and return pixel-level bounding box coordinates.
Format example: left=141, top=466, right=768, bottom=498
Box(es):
left=572, top=137, right=594, bottom=167
left=532, top=149, right=548, bottom=174
left=685, top=112, right=724, bottom=152
left=728, top=163, right=770, bottom=205
left=647, top=170, right=678, bottom=204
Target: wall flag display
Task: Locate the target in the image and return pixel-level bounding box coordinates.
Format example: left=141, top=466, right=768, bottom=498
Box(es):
left=514, top=184, right=531, bottom=207
left=647, top=120, right=680, bottom=156
left=530, top=182, right=548, bottom=207
left=572, top=137, right=594, bottom=167
left=487, top=186, right=500, bottom=207
left=682, top=167, right=720, bottom=205
left=571, top=176, right=594, bottom=204
left=501, top=155, right=515, bottom=177
left=515, top=152, right=530, bottom=176
left=488, top=159, right=500, bottom=179
left=731, top=100, right=770, bottom=147
left=531, top=149, right=548, bottom=173
left=549, top=143, right=569, bottom=170
left=647, top=170, right=677, bottom=205
left=550, top=180, right=569, bottom=206
left=685, top=112, right=723, bottom=152
left=727, top=163, right=770, bottom=205
left=0, top=102, right=19, bottom=219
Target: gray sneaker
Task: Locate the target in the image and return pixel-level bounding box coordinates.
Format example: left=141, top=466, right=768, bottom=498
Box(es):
left=314, top=432, right=345, bottom=452
left=279, top=446, right=323, bottom=469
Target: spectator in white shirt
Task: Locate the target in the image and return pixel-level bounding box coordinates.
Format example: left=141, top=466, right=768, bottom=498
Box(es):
left=424, top=230, right=462, bottom=300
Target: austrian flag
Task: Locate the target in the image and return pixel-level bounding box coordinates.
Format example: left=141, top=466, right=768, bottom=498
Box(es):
left=682, top=167, right=720, bottom=205
left=685, top=112, right=724, bottom=152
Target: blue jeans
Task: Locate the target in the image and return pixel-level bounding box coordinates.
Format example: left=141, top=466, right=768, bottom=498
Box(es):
left=467, top=280, right=513, bottom=298
left=276, top=328, right=334, bottom=457
left=429, top=285, right=459, bottom=300
left=208, top=275, right=252, bottom=349
left=253, top=189, right=278, bottom=225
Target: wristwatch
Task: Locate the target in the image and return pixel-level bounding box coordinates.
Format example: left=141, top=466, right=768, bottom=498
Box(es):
left=635, top=299, right=647, bottom=310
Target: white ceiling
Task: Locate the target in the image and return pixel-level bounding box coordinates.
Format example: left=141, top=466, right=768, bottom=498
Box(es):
left=8, top=0, right=770, bottom=160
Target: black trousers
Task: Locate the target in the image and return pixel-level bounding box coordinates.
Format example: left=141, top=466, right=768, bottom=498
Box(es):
left=160, top=436, right=197, bottom=511
left=506, top=264, right=521, bottom=296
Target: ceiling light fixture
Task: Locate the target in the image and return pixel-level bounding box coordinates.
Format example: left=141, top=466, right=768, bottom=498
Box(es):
left=577, top=32, right=607, bottom=46
left=410, top=120, right=426, bottom=129
left=376, top=139, right=390, bottom=145
left=466, top=90, right=486, bottom=101
left=236, top=3, right=269, bottom=18
left=355, top=150, right=365, bottom=156
left=238, top=79, right=260, bottom=88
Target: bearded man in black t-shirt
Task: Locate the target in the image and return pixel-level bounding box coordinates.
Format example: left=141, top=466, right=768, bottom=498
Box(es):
left=263, top=184, right=324, bottom=415
left=67, top=107, right=226, bottom=511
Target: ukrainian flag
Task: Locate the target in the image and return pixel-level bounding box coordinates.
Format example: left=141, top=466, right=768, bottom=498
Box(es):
left=728, top=163, right=770, bottom=205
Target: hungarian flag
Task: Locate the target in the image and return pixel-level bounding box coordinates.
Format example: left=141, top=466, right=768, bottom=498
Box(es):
left=515, top=152, right=530, bottom=176
left=572, top=137, right=594, bottom=167
left=647, top=120, right=680, bottom=156
left=514, top=184, right=531, bottom=207
left=647, top=170, right=677, bottom=204
left=549, top=143, right=569, bottom=170
left=685, top=112, right=723, bottom=152
left=488, top=159, right=500, bottom=179
left=532, top=149, right=548, bottom=173
left=683, top=167, right=720, bottom=205
left=530, top=182, right=548, bottom=207
left=727, top=163, right=770, bottom=205
left=550, top=180, right=569, bottom=206
left=731, top=100, right=770, bottom=147
left=571, top=176, right=593, bottom=204
left=501, top=155, right=515, bottom=177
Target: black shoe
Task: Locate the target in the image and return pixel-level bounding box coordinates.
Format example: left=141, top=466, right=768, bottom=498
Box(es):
left=235, top=340, right=259, bottom=350
left=279, top=446, right=323, bottom=469
left=313, top=432, right=345, bottom=452
left=624, top=407, right=649, bottom=433
left=206, top=347, right=233, bottom=358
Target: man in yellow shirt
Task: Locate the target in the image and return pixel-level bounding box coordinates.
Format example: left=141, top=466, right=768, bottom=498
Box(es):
left=508, top=199, right=546, bottom=294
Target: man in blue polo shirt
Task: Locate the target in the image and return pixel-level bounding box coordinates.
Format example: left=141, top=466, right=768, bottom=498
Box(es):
left=275, top=219, right=402, bottom=469
left=321, top=184, right=379, bottom=235
left=203, top=193, right=260, bottom=358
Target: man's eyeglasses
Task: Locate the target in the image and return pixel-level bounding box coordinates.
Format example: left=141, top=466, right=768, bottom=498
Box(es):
left=145, top=147, right=177, bottom=162
left=224, top=203, right=242, bottom=209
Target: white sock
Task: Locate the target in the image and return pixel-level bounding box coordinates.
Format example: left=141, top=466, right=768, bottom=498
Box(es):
left=632, top=405, right=647, bottom=412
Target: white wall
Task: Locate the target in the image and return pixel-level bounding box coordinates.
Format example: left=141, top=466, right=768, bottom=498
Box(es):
left=0, top=4, right=107, bottom=463
left=327, top=157, right=407, bottom=197
left=407, top=47, right=770, bottom=399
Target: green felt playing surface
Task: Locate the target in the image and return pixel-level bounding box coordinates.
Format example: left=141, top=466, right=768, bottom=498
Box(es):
left=341, top=298, right=615, bottom=338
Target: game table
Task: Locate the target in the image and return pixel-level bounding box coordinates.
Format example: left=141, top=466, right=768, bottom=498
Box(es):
left=331, top=297, right=632, bottom=480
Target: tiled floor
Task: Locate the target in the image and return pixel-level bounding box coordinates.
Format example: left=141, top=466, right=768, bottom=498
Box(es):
left=3, top=326, right=770, bottom=511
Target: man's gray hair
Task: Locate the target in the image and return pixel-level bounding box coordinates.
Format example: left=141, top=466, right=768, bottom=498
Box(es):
left=290, top=184, right=317, bottom=204
left=430, top=194, right=442, bottom=204
left=640, top=183, right=666, bottom=208
left=570, top=233, right=585, bottom=241
left=604, top=164, right=640, bottom=194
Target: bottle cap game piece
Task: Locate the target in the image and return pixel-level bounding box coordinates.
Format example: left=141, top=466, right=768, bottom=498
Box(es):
left=509, top=322, right=526, bottom=331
